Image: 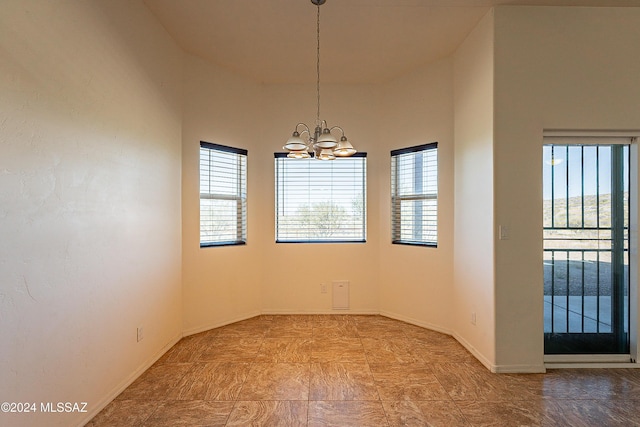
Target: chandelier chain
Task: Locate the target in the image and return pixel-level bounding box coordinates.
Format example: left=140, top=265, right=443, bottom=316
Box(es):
left=316, top=3, right=321, bottom=123
left=282, top=0, right=356, bottom=160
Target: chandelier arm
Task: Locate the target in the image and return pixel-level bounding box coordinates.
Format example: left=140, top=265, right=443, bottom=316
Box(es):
left=294, top=123, right=311, bottom=135
left=328, top=126, right=345, bottom=137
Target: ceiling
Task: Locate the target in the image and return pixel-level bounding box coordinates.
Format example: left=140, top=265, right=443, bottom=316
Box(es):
left=144, top=0, right=640, bottom=84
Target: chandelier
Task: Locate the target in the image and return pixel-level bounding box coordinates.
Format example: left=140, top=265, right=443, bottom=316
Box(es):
left=283, top=0, right=356, bottom=160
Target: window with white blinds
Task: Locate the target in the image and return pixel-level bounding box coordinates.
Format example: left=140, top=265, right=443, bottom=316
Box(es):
left=391, top=143, right=438, bottom=246
left=275, top=153, right=367, bottom=243
left=200, top=141, right=247, bottom=247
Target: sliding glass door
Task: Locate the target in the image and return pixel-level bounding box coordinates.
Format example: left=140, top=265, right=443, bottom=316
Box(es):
left=543, top=142, right=630, bottom=355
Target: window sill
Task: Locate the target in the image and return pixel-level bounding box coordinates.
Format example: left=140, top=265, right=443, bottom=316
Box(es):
left=200, top=241, right=246, bottom=248
left=392, top=240, right=437, bottom=248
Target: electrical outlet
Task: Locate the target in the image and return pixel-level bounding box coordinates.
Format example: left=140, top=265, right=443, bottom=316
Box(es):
left=499, top=225, right=510, bottom=240
left=471, top=312, right=476, bottom=325
left=137, top=326, right=144, bottom=342
left=320, top=283, right=327, bottom=293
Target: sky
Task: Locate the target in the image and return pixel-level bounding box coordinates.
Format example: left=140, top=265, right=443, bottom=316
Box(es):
left=542, top=145, right=629, bottom=201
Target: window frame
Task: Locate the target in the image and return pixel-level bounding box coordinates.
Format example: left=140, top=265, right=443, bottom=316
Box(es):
left=274, top=152, right=367, bottom=244
left=199, top=141, right=247, bottom=248
left=391, top=142, right=438, bottom=247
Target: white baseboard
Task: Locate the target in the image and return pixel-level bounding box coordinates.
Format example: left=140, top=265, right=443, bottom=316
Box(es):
left=452, top=333, right=547, bottom=373
left=546, top=362, right=640, bottom=369
left=378, top=310, right=453, bottom=336
left=182, top=311, right=263, bottom=337
left=451, top=333, right=546, bottom=373
left=545, top=354, right=640, bottom=369
left=78, top=331, right=182, bottom=426
left=544, top=354, right=632, bottom=363
left=449, top=331, right=495, bottom=371
left=378, top=311, right=541, bottom=372
left=185, top=309, right=380, bottom=337
left=261, top=309, right=379, bottom=316
left=82, top=308, right=563, bottom=427
left=492, top=364, right=547, bottom=373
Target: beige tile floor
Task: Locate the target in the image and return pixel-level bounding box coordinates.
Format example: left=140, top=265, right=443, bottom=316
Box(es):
left=87, top=315, right=640, bottom=426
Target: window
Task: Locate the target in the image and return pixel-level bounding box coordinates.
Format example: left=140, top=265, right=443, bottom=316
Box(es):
left=391, top=143, right=438, bottom=246
left=200, top=141, right=247, bottom=247
left=275, top=153, right=367, bottom=242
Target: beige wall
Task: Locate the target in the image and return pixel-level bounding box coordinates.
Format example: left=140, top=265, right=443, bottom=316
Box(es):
left=378, top=58, right=455, bottom=331
left=0, top=1, right=183, bottom=426
left=181, top=64, right=384, bottom=327
left=181, top=54, right=263, bottom=334
left=493, top=6, right=640, bottom=370
left=4, top=3, right=640, bottom=425
left=452, top=10, right=496, bottom=369
left=258, top=83, right=383, bottom=314
left=181, top=57, right=457, bottom=325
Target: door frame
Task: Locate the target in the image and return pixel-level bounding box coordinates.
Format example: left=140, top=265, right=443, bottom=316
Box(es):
left=542, top=130, right=638, bottom=363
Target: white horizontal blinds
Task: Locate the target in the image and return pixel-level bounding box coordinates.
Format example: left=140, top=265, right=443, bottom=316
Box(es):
left=275, top=153, right=367, bottom=242
left=391, top=143, right=438, bottom=246
left=200, top=142, right=247, bottom=246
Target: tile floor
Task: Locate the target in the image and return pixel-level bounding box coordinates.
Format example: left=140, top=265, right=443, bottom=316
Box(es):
left=87, top=315, right=640, bottom=426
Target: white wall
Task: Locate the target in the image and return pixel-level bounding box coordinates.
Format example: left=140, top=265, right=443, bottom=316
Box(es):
left=378, top=58, right=456, bottom=331
left=493, top=6, right=640, bottom=370
left=258, top=83, right=383, bottom=314
left=452, top=10, right=497, bottom=369
left=180, top=63, right=384, bottom=328
left=181, top=54, right=263, bottom=334
left=181, top=62, right=458, bottom=319
left=0, top=1, right=183, bottom=425
left=7, top=6, right=638, bottom=422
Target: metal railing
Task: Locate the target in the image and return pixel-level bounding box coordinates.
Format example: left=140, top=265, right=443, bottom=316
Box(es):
left=543, top=242, right=628, bottom=334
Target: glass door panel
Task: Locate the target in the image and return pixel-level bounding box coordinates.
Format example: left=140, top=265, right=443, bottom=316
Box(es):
left=543, top=143, right=629, bottom=354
